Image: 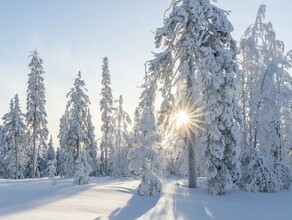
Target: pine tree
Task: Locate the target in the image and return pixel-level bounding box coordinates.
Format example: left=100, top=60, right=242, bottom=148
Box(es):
left=74, top=150, right=92, bottom=185
left=100, top=57, right=114, bottom=176
left=26, top=50, right=48, bottom=178
left=149, top=0, right=241, bottom=194
left=1, top=95, right=28, bottom=179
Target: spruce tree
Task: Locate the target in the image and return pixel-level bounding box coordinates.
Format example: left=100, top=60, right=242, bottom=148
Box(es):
left=149, top=0, right=241, bottom=194
left=41, top=136, right=56, bottom=176
left=128, top=77, right=162, bottom=196
left=47, top=159, right=57, bottom=185
left=100, top=57, right=114, bottom=176
left=85, top=110, right=99, bottom=176
left=110, top=95, right=132, bottom=177
left=26, top=50, right=48, bottom=178
left=45, top=136, right=56, bottom=163
left=58, top=110, right=74, bottom=177
left=59, top=72, right=92, bottom=177
left=66, top=71, right=90, bottom=159
left=1, top=95, right=28, bottom=179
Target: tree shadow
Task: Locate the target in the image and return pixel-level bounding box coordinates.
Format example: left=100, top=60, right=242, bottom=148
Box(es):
left=104, top=193, right=160, bottom=220
left=0, top=177, right=105, bottom=218
left=172, top=180, right=216, bottom=220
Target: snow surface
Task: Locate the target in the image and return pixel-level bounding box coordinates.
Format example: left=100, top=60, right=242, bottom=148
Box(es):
left=0, top=177, right=291, bottom=220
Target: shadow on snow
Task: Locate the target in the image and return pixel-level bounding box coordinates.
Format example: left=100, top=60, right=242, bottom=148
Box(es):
left=102, top=193, right=159, bottom=220
left=0, top=177, right=106, bottom=218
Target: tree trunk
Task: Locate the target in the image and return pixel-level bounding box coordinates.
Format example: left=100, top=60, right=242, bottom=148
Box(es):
left=32, top=115, right=37, bottom=179
left=187, top=67, right=197, bottom=188
left=15, top=137, right=18, bottom=179
left=105, top=143, right=108, bottom=176
left=118, top=117, right=121, bottom=177
left=188, top=133, right=197, bottom=188
left=77, top=139, right=80, bottom=158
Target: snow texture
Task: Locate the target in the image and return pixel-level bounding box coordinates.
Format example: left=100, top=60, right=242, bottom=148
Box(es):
left=0, top=177, right=291, bottom=220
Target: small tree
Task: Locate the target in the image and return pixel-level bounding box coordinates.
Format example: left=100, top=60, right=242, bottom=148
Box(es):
left=74, top=150, right=92, bottom=185
left=47, top=159, right=57, bottom=185
left=40, top=136, right=55, bottom=177
left=128, top=77, right=162, bottom=196
left=1, top=95, right=28, bottom=179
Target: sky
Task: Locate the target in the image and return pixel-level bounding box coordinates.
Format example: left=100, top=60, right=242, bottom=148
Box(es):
left=0, top=0, right=292, bottom=147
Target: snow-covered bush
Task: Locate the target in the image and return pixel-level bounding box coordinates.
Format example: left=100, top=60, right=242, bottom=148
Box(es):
left=74, top=150, right=92, bottom=185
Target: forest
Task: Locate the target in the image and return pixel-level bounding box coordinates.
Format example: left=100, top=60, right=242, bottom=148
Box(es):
left=0, top=0, right=291, bottom=200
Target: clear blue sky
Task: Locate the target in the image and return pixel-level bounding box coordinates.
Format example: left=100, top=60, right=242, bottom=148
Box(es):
left=0, top=0, right=291, bottom=147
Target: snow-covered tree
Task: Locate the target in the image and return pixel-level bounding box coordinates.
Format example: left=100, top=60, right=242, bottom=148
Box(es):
left=128, top=77, right=162, bottom=196
left=26, top=50, right=48, bottom=178
left=100, top=57, right=114, bottom=176
left=59, top=72, right=93, bottom=178
left=85, top=110, right=99, bottom=176
left=199, top=7, right=241, bottom=195
left=74, top=150, right=92, bottom=185
left=149, top=0, right=241, bottom=194
left=132, top=107, right=141, bottom=137
left=41, top=136, right=55, bottom=176
left=45, top=136, right=56, bottom=163
left=0, top=125, right=4, bottom=176
left=110, top=95, right=132, bottom=177
left=239, top=5, right=292, bottom=192
left=66, top=71, right=90, bottom=159
left=58, top=110, right=74, bottom=177
left=55, top=147, right=62, bottom=176
left=1, top=95, right=28, bottom=179
left=47, top=159, right=57, bottom=185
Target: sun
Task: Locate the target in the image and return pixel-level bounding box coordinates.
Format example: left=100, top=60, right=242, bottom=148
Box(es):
left=176, top=111, right=189, bottom=127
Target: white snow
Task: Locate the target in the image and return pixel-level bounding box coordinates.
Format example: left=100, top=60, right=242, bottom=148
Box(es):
left=0, top=177, right=291, bottom=220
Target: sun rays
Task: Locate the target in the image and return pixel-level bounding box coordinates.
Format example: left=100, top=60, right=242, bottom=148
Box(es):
left=159, top=96, right=210, bottom=147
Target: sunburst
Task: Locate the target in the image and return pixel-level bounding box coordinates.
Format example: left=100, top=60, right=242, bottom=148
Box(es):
left=174, top=97, right=209, bottom=142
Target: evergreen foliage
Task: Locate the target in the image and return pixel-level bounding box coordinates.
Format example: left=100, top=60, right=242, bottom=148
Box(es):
left=26, top=50, right=48, bottom=178
left=100, top=57, right=114, bottom=176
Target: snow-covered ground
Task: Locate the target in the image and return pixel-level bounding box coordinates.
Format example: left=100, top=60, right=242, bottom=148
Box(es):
left=0, top=177, right=291, bottom=220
